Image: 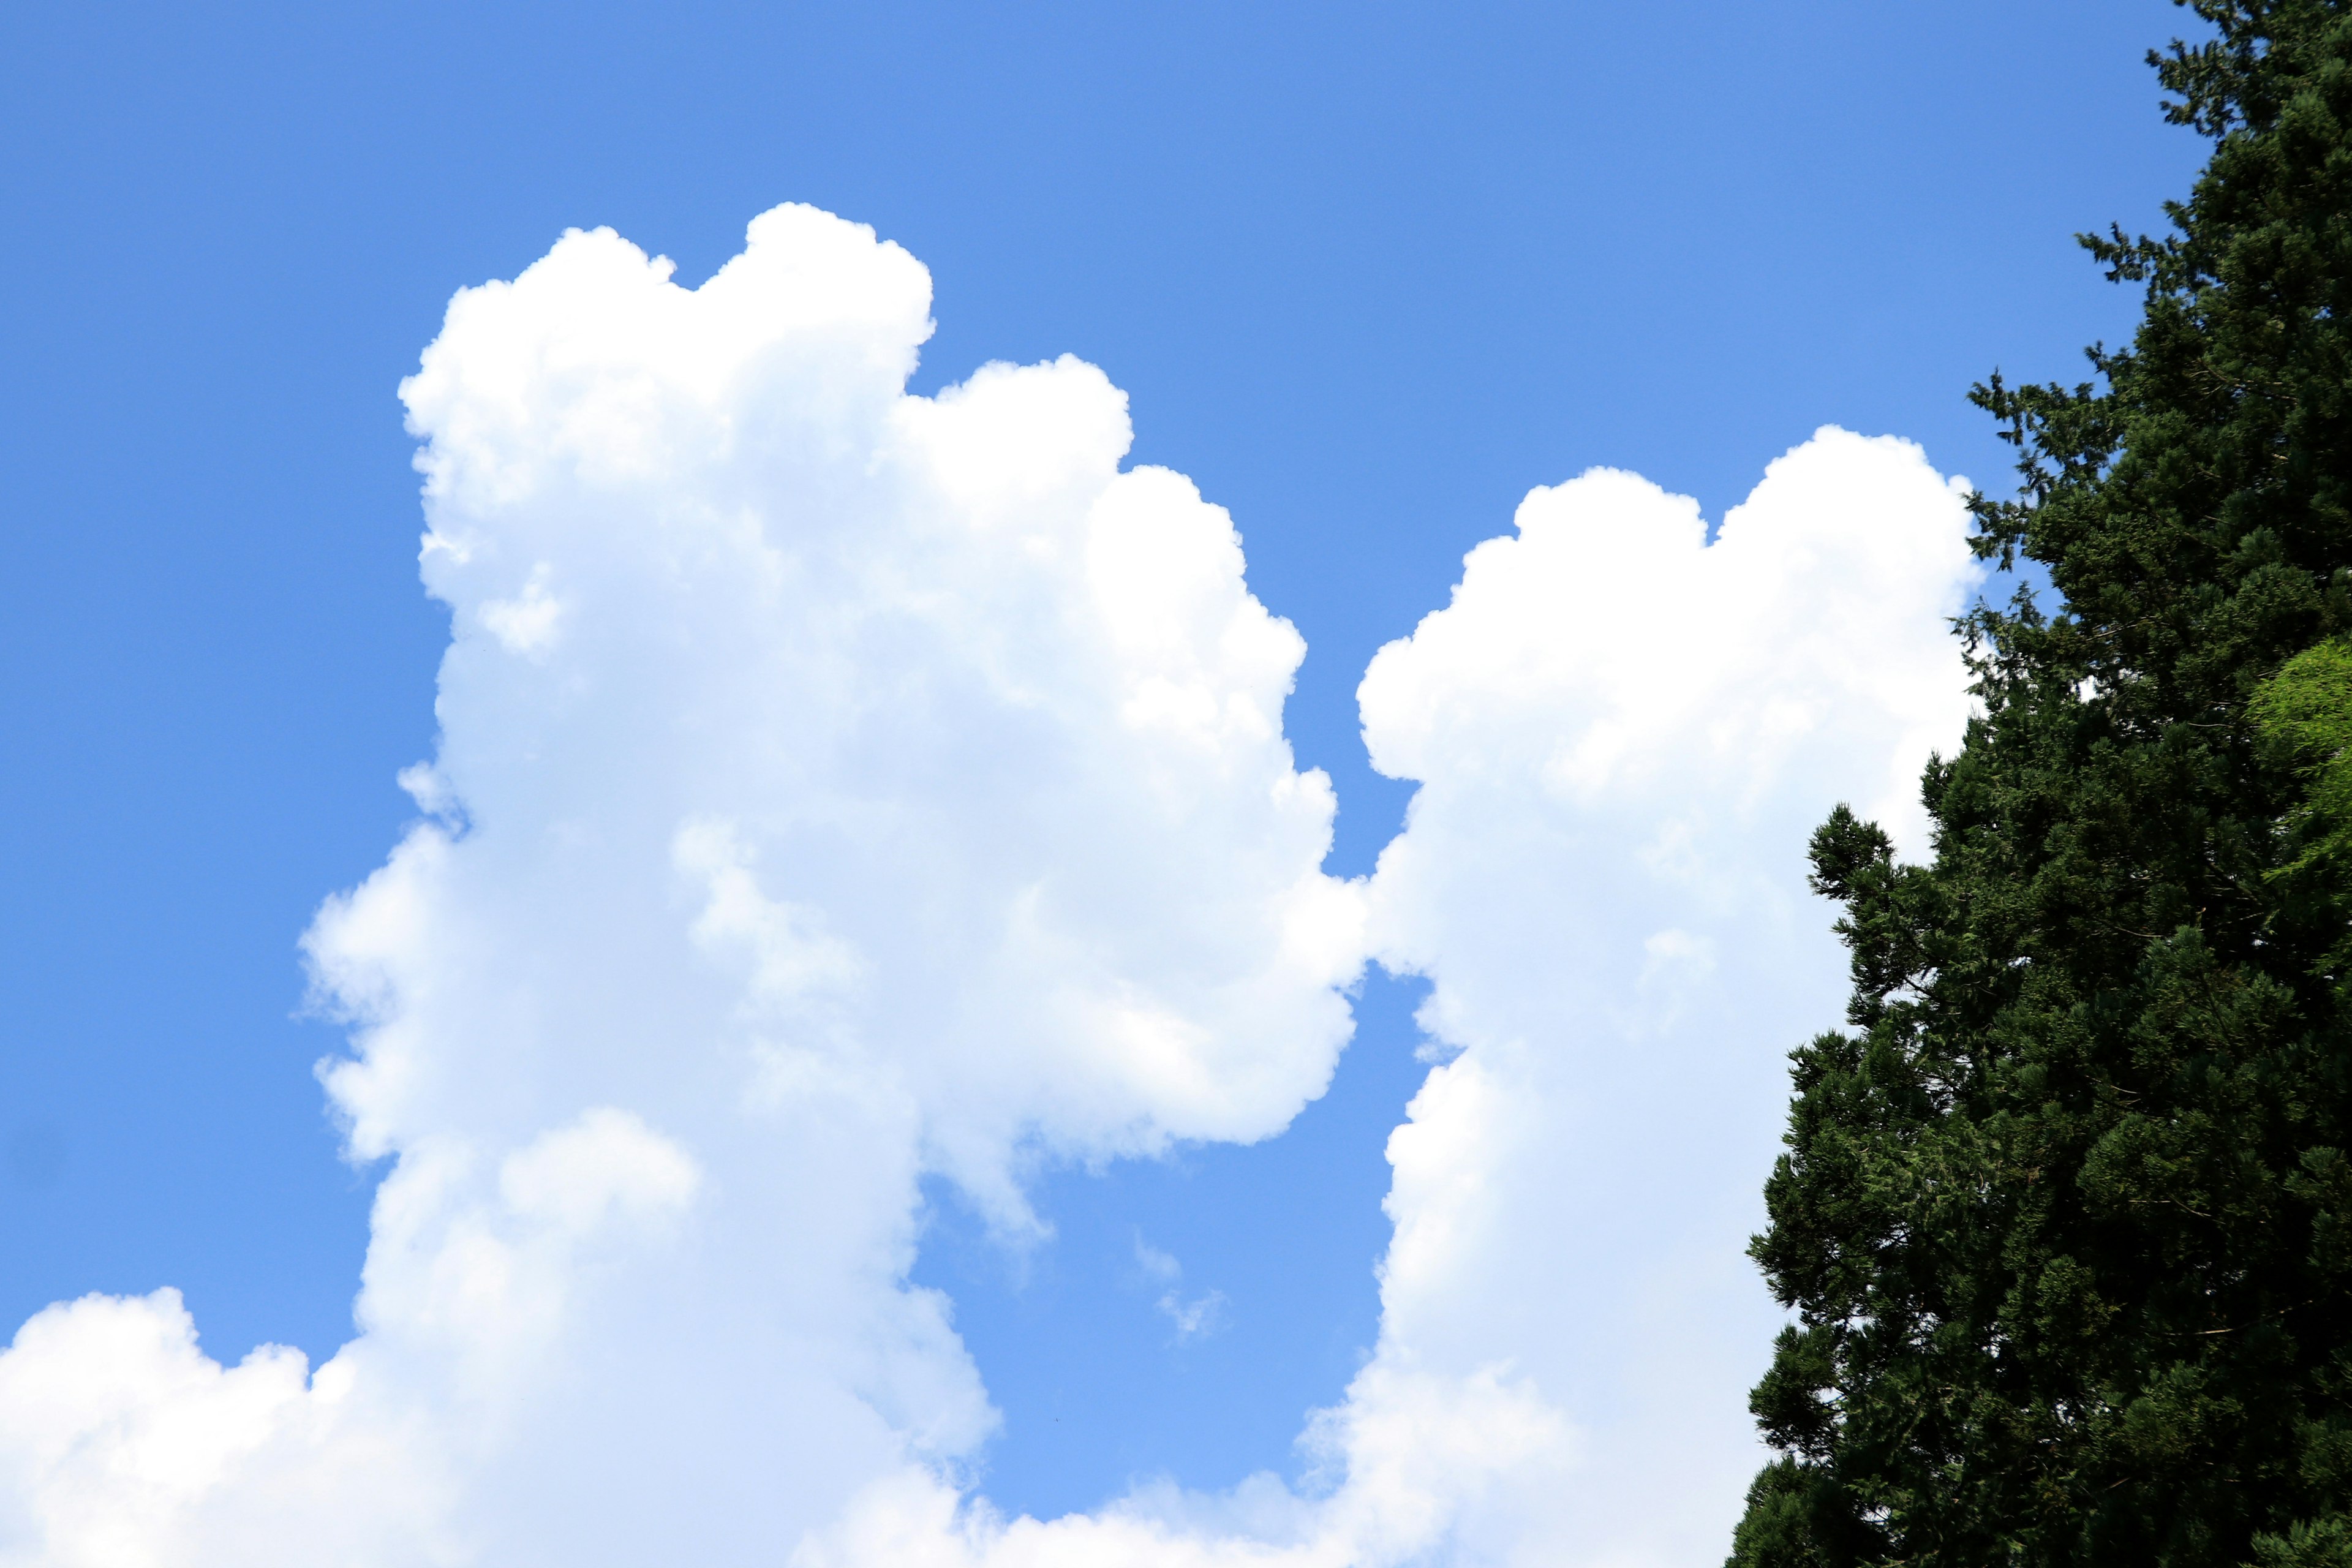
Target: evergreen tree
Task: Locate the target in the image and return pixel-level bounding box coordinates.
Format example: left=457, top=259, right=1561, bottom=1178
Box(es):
left=1730, top=5, right=2352, bottom=1563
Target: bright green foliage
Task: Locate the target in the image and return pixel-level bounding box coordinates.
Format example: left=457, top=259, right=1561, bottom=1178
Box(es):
left=1728, top=4, right=2352, bottom=1564
left=2255, top=638, right=2352, bottom=878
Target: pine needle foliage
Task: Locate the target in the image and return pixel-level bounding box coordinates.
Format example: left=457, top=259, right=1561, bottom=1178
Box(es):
left=1728, top=5, right=2352, bottom=1564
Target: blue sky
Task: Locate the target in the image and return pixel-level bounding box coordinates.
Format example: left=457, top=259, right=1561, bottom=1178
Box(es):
left=1, top=1, right=2203, bottom=1555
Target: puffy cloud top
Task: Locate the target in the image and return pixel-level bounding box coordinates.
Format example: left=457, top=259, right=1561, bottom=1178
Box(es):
left=337, top=205, right=1365, bottom=1209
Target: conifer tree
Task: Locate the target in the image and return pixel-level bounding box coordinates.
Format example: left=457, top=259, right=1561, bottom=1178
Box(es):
left=1730, top=5, right=2352, bottom=1563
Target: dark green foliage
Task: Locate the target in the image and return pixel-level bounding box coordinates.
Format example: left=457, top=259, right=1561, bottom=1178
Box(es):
left=1730, top=5, right=2352, bottom=1563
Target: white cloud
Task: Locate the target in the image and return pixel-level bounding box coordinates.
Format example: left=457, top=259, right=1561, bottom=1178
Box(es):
left=802, top=429, right=1980, bottom=1568
left=1134, top=1237, right=1182, bottom=1284
left=1343, top=434, right=1980, bottom=1562
left=1158, top=1291, right=1228, bottom=1343
left=0, top=205, right=1360, bottom=1567
left=1134, top=1237, right=1228, bottom=1342
left=0, top=205, right=1981, bottom=1567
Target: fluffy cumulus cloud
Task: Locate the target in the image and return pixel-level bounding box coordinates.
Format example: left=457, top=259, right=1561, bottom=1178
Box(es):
left=1344, top=442, right=1981, bottom=1562
left=0, top=206, right=1981, bottom=1567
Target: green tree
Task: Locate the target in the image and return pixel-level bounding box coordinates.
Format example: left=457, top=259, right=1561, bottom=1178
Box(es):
left=2253, top=637, right=2352, bottom=882
left=1729, top=5, right=2352, bottom=1564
